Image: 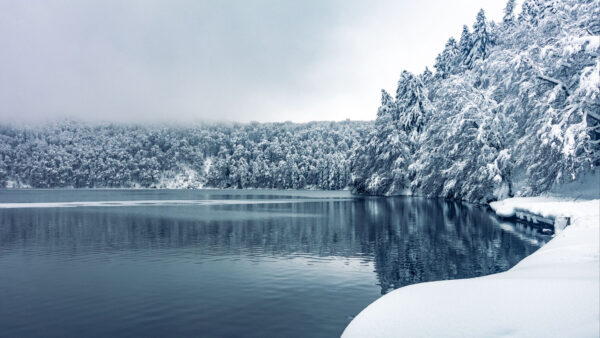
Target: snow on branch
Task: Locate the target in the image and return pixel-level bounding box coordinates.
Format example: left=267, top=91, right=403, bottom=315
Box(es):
left=536, top=75, right=571, bottom=96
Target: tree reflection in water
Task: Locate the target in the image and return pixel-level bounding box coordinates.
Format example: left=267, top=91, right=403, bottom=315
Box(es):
left=0, top=195, right=546, bottom=294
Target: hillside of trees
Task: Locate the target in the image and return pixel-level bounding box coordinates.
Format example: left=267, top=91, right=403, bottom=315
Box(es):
left=0, top=120, right=371, bottom=189
left=351, top=0, right=600, bottom=203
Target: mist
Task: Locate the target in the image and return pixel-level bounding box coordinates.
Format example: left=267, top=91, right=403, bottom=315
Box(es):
left=0, top=0, right=506, bottom=124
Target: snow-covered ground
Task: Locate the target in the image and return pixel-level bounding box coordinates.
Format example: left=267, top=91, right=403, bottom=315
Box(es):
left=343, top=194, right=599, bottom=337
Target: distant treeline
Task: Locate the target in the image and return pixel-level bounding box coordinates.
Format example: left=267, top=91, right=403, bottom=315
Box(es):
left=0, top=121, right=372, bottom=190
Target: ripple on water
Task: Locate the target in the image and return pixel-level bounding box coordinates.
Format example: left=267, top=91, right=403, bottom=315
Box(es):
left=0, top=190, right=549, bottom=338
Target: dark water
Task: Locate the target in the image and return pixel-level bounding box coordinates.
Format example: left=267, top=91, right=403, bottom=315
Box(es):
left=0, top=190, right=547, bottom=338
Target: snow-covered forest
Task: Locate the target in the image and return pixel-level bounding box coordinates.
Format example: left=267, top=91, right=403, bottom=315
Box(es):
left=1, top=0, right=599, bottom=204
left=0, top=121, right=371, bottom=189
left=351, top=0, right=600, bottom=203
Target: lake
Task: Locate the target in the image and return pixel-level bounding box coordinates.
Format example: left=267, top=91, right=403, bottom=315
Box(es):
left=0, top=190, right=547, bottom=337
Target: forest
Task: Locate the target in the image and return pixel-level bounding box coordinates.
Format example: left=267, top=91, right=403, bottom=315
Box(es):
left=1, top=0, right=598, bottom=203
left=350, top=0, right=599, bottom=202
left=0, top=120, right=372, bottom=190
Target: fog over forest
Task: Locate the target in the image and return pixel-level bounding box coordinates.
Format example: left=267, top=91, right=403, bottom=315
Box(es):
left=1, top=0, right=598, bottom=205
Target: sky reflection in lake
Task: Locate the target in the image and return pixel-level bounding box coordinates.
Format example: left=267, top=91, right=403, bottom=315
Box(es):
left=0, top=190, right=547, bottom=337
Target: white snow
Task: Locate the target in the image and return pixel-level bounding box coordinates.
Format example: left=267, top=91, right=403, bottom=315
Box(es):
left=203, top=157, right=213, bottom=175
left=561, top=35, right=600, bottom=56
left=343, top=194, right=600, bottom=338
left=4, top=180, right=31, bottom=189
left=156, top=166, right=204, bottom=189
left=577, top=60, right=600, bottom=98
left=489, top=196, right=597, bottom=221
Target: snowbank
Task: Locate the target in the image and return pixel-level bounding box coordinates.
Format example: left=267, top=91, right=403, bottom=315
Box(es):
left=343, top=196, right=599, bottom=338
left=489, top=196, right=597, bottom=221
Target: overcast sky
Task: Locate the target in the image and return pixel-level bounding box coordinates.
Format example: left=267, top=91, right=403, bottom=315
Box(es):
left=0, top=0, right=509, bottom=124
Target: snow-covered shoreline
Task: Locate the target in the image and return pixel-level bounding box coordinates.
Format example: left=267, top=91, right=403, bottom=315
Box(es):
left=343, top=196, right=599, bottom=337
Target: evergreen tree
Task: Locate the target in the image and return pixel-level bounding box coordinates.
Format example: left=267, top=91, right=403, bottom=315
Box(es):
left=519, top=0, right=543, bottom=26
left=434, top=38, right=460, bottom=78
left=458, top=25, right=472, bottom=63
left=377, top=89, right=397, bottom=119
left=465, top=9, right=494, bottom=68
left=503, top=0, right=516, bottom=26
left=422, top=67, right=433, bottom=84
left=395, top=71, right=429, bottom=133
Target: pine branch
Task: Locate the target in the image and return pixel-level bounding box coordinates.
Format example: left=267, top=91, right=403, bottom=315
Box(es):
left=536, top=75, right=570, bottom=96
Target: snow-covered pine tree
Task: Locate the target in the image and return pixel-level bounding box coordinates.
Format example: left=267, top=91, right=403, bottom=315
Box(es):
left=350, top=90, right=410, bottom=195
left=458, top=25, right=472, bottom=65
left=395, top=71, right=429, bottom=133
left=377, top=89, right=397, bottom=118
left=465, top=9, right=494, bottom=68
left=422, top=67, right=433, bottom=84
left=434, top=38, right=460, bottom=79
left=519, top=0, right=543, bottom=26
left=503, top=0, right=516, bottom=26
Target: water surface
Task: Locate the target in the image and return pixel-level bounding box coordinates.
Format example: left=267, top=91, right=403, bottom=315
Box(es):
left=0, top=190, right=547, bottom=337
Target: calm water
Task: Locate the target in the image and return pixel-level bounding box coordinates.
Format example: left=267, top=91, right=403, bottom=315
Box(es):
left=0, top=190, right=547, bottom=337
